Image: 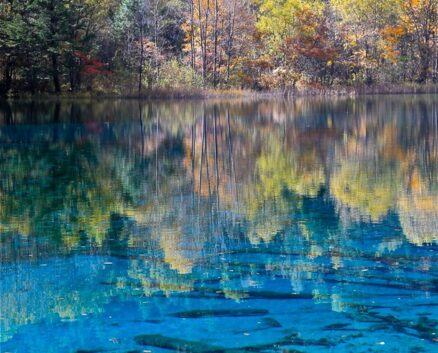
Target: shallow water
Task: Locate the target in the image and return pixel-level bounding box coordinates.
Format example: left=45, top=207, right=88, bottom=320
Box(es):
left=0, top=96, right=437, bottom=353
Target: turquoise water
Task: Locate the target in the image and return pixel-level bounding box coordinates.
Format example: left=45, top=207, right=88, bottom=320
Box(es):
left=0, top=96, right=437, bottom=353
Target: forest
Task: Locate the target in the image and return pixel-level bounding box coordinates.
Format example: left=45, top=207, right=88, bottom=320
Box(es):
left=0, top=0, right=437, bottom=95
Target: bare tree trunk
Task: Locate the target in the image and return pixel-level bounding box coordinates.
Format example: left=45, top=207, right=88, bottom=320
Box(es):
left=213, top=0, right=219, bottom=87
left=204, top=0, right=210, bottom=85
left=0, top=61, right=13, bottom=96
left=198, top=0, right=210, bottom=85
left=434, top=22, right=438, bottom=82
left=51, top=54, right=61, bottom=93
left=433, top=0, right=438, bottom=82
left=138, top=15, right=145, bottom=94
left=153, top=0, right=160, bottom=83
left=225, top=0, right=236, bottom=84
left=189, top=0, right=196, bottom=73
left=418, top=44, right=431, bottom=83
left=197, top=0, right=204, bottom=84
left=48, top=1, right=61, bottom=93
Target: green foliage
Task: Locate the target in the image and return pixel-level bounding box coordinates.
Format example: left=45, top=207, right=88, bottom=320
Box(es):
left=158, top=59, right=202, bottom=88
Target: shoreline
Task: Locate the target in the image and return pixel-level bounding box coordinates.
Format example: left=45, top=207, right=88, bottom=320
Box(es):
left=2, top=83, right=438, bottom=100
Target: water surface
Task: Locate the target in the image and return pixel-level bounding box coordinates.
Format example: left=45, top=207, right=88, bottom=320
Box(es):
left=0, top=96, right=437, bottom=352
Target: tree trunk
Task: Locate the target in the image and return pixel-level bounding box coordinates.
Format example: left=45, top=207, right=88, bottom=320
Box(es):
left=225, top=0, right=236, bottom=84
left=197, top=0, right=205, bottom=84
left=417, top=36, right=431, bottom=83
left=0, top=100, right=12, bottom=123
left=51, top=54, right=61, bottom=93
left=138, top=18, right=145, bottom=94
left=0, top=61, right=13, bottom=96
left=48, top=1, right=61, bottom=93
left=153, top=0, right=160, bottom=83
left=198, top=0, right=209, bottom=86
left=213, top=0, right=219, bottom=87
left=189, top=0, right=196, bottom=73
left=69, top=60, right=77, bottom=92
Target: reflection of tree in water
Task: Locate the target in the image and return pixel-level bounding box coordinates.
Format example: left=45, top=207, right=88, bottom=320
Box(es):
left=1, top=97, right=438, bottom=345
left=398, top=169, right=438, bottom=245
left=245, top=137, right=326, bottom=244
left=0, top=143, right=120, bottom=245
left=330, top=159, right=399, bottom=223
left=1, top=97, right=438, bottom=301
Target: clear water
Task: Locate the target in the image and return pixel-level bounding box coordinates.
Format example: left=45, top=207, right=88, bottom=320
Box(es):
left=0, top=96, right=437, bottom=353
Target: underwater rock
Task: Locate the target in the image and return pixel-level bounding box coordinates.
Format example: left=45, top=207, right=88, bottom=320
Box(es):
left=413, top=303, right=438, bottom=307
left=280, top=333, right=334, bottom=347
left=131, top=319, right=163, bottom=324
left=413, top=316, right=438, bottom=340
left=134, top=332, right=322, bottom=353
left=144, top=319, right=162, bottom=324
left=234, top=317, right=282, bottom=334
left=261, top=317, right=282, bottom=328
left=339, top=332, right=364, bottom=341
left=197, top=287, right=313, bottom=300
left=170, top=308, right=269, bottom=318
left=322, top=323, right=351, bottom=331
left=365, top=311, right=438, bottom=342
left=134, top=334, right=224, bottom=353
left=369, top=313, right=409, bottom=333
left=367, top=323, right=390, bottom=332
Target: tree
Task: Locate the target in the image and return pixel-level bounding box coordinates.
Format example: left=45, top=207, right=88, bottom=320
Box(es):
left=256, top=0, right=341, bottom=87
left=113, top=0, right=185, bottom=91
left=1, top=0, right=436, bottom=93
left=182, top=0, right=255, bottom=86
left=331, top=0, right=400, bottom=84
left=0, top=0, right=49, bottom=93
left=399, top=0, right=437, bottom=82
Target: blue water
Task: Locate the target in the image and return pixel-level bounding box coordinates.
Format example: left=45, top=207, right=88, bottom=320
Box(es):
left=0, top=96, right=437, bottom=352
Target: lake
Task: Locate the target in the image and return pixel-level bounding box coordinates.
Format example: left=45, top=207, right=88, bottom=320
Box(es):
left=0, top=96, right=437, bottom=353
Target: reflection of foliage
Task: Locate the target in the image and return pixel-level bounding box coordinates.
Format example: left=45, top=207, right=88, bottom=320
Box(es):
left=159, top=225, right=197, bottom=275
left=245, top=198, right=292, bottom=245
left=240, top=139, right=325, bottom=244
left=257, top=143, right=325, bottom=198
left=1, top=96, right=438, bottom=313
left=127, top=258, right=195, bottom=297
left=0, top=257, right=113, bottom=343
left=0, top=143, right=143, bottom=247
left=398, top=170, right=438, bottom=245
left=2, top=98, right=438, bottom=351
left=330, top=160, right=399, bottom=222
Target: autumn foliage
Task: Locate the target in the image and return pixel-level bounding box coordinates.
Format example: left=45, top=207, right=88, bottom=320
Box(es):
left=0, top=0, right=436, bottom=94
left=75, top=52, right=109, bottom=77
